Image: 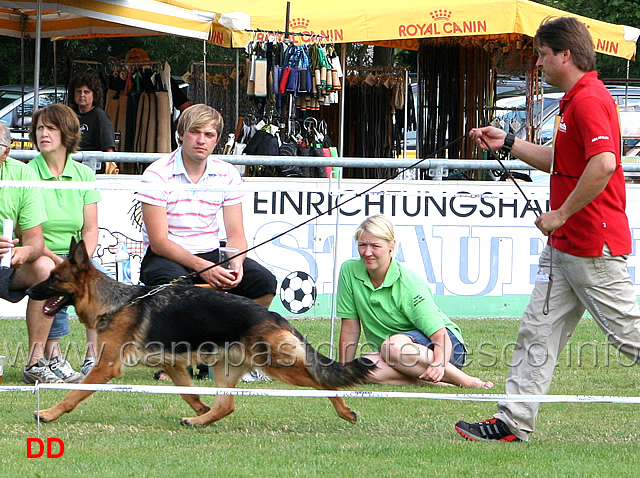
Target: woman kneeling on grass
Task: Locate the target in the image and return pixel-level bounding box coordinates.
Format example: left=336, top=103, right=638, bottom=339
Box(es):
left=337, top=214, right=493, bottom=389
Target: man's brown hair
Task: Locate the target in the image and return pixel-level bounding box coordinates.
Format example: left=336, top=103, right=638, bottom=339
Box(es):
left=534, top=16, right=596, bottom=72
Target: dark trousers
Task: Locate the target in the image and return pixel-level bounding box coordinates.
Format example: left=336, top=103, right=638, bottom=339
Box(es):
left=140, top=247, right=277, bottom=300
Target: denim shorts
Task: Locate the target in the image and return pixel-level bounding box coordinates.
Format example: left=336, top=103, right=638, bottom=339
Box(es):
left=401, top=329, right=466, bottom=369
left=48, top=256, right=111, bottom=339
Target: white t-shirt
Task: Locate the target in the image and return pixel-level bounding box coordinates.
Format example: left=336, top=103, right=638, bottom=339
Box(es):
left=137, top=147, right=243, bottom=254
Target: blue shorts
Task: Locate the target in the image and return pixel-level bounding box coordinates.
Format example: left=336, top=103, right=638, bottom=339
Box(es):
left=401, top=329, right=466, bottom=369
left=49, top=257, right=111, bottom=340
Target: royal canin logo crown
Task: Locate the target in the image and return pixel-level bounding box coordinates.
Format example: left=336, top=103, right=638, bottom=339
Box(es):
left=290, top=17, right=310, bottom=30
left=430, top=9, right=452, bottom=21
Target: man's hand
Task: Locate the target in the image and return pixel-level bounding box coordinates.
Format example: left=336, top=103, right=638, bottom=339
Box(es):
left=0, top=237, right=18, bottom=266
left=200, top=262, right=244, bottom=290
left=535, top=210, right=567, bottom=236
left=469, top=126, right=508, bottom=152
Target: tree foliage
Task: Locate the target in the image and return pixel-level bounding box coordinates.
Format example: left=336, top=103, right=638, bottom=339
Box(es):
left=534, top=0, right=640, bottom=79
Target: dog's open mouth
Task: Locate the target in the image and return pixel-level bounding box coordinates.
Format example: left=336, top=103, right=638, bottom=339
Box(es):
left=43, top=295, right=71, bottom=317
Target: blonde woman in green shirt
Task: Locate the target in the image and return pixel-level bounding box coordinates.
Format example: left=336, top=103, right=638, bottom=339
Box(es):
left=28, top=104, right=102, bottom=382
left=337, top=215, right=493, bottom=388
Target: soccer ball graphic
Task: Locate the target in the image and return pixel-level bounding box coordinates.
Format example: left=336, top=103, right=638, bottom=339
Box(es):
left=279, top=271, right=317, bottom=314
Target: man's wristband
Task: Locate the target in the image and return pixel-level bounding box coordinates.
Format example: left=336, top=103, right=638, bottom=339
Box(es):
left=501, top=133, right=515, bottom=152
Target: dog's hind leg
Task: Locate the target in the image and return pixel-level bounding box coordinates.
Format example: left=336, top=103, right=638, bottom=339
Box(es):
left=180, top=363, right=245, bottom=427
left=326, top=396, right=358, bottom=424
left=266, top=363, right=358, bottom=424
left=163, top=365, right=210, bottom=416
left=34, top=348, right=123, bottom=423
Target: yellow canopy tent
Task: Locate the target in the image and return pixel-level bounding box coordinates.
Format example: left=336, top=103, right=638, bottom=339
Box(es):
left=162, top=0, right=639, bottom=60
left=0, top=0, right=214, bottom=112
left=0, top=0, right=213, bottom=40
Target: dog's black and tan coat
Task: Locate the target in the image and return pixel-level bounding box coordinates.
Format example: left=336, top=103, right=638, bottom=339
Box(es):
left=27, top=239, right=376, bottom=426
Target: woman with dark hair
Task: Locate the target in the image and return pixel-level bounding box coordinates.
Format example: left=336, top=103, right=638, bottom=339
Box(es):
left=28, top=103, right=103, bottom=381
left=68, top=71, right=117, bottom=174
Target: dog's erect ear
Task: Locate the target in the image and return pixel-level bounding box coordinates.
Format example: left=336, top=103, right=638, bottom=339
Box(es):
left=69, top=239, right=90, bottom=270
left=69, top=237, right=79, bottom=255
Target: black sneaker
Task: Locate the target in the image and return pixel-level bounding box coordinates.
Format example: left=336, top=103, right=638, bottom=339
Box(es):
left=455, top=418, right=522, bottom=442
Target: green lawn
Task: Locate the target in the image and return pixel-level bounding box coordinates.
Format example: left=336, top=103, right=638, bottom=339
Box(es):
left=1, top=317, right=639, bottom=477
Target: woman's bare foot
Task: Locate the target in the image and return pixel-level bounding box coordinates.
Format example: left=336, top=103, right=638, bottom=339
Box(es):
left=468, top=377, right=494, bottom=389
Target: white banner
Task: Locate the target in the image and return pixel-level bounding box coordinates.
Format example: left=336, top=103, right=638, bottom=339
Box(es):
left=5, top=177, right=640, bottom=318
left=90, top=178, right=640, bottom=318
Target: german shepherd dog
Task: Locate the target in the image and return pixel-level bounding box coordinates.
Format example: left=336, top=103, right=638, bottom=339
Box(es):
left=27, top=239, right=375, bottom=426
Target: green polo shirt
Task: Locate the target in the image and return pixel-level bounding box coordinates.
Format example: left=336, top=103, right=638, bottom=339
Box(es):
left=0, top=156, right=47, bottom=235
left=337, top=258, right=463, bottom=351
left=28, top=154, right=101, bottom=254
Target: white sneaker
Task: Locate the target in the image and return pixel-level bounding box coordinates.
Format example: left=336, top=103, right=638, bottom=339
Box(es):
left=241, top=370, right=272, bottom=383
left=22, top=358, right=64, bottom=384
left=48, top=356, right=83, bottom=383
left=81, top=357, right=96, bottom=377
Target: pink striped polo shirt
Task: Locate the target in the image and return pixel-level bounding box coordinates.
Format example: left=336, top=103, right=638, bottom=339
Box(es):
left=137, top=148, right=244, bottom=254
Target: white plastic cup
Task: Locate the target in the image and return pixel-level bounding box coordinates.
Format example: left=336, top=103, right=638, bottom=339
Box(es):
left=1, top=219, right=14, bottom=268
left=218, top=246, right=239, bottom=271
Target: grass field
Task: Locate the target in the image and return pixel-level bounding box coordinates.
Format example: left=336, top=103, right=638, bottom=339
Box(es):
left=1, top=316, right=639, bottom=477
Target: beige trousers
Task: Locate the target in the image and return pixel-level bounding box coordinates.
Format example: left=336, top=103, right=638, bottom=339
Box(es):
left=495, top=244, right=640, bottom=441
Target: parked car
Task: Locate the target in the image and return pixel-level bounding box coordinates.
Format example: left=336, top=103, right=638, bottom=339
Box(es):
left=493, top=85, right=640, bottom=144
left=0, top=85, right=67, bottom=149
left=492, top=86, right=640, bottom=182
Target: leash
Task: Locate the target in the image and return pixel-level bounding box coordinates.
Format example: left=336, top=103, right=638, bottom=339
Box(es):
left=135, top=133, right=553, bottom=317
left=137, top=134, right=467, bottom=298
left=478, top=136, right=553, bottom=315
left=190, top=134, right=468, bottom=277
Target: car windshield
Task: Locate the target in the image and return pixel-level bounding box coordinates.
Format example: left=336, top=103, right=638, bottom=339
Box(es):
left=493, top=93, right=562, bottom=140
left=0, top=91, right=24, bottom=110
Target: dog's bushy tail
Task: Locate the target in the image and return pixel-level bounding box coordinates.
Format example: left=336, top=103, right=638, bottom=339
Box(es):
left=304, top=342, right=376, bottom=388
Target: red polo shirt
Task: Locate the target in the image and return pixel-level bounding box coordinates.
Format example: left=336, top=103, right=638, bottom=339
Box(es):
left=550, top=71, right=630, bottom=257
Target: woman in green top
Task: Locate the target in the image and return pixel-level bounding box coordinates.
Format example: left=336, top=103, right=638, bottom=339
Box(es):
left=337, top=214, right=493, bottom=388
left=28, top=104, right=102, bottom=382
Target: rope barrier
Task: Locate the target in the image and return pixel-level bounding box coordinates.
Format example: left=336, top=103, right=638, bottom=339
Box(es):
left=3, top=383, right=640, bottom=404
left=0, top=179, right=550, bottom=201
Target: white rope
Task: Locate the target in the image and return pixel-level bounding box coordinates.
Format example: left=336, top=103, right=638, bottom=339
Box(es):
left=2, top=383, right=639, bottom=404
left=0, top=179, right=546, bottom=200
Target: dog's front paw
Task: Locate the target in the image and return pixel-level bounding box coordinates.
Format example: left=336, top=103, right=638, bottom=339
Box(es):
left=180, top=417, right=198, bottom=427
left=348, top=410, right=357, bottom=425
left=34, top=408, right=59, bottom=423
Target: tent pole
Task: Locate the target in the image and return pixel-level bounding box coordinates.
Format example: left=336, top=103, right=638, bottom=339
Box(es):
left=285, top=2, right=291, bottom=40
left=34, top=0, right=42, bottom=111
left=203, top=40, right=207, bottom=105
left=403, top=68, right=408, bottom=159
left=20, top=15, right=25, bottom=128
left=53, top=40, right=57, bottom=99
left=235, top=49, right=240, bottom=125
left=625, top=59, right=630, bottom=107
left=338, top=43, right=346, bottom=156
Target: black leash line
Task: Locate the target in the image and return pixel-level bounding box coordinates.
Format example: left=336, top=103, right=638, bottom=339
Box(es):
left=478, top=136, right=553, bottom=315
left=478, top=136, right=540, bottom=219
left=134, top=132, right=554, bottom=317
left=154, top=134, right=468, bottom=289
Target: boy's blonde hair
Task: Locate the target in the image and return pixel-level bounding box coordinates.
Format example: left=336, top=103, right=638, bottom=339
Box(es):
left=176, top=104, right=224, bottom=142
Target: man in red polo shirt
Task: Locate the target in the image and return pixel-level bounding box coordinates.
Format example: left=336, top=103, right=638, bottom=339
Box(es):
left=455, top=16, right=640, bottom=442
